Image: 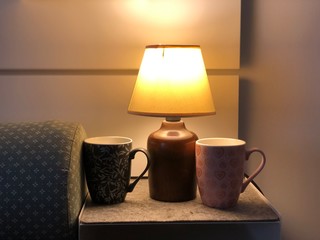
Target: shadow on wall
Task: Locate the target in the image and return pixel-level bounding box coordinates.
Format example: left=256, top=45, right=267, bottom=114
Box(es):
left=239, top=0, right=254, bottom=140
left=238, top=79, right=253, bottom=140
left=240, top=0, right=255, bottom=67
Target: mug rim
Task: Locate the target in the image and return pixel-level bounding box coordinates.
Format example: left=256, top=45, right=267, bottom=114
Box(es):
left=196, top=137, right=245, bottom=147
left=84, top=136, right=132, bottom=145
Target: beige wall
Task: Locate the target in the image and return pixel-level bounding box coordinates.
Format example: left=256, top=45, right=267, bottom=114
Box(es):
left=0, top=0, right=240, bottom=69
left=0, top=1, right=240, bottom=175
left=240, top=1, right=320, bottom=239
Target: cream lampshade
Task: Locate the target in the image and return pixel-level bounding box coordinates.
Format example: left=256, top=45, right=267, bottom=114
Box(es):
left=128, top=44, right=215, bottom=202
left=128, top=45, right=215, bottom=118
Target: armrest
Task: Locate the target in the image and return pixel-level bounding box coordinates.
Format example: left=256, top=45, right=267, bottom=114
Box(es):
left=0, top=120, right=87, bottom=240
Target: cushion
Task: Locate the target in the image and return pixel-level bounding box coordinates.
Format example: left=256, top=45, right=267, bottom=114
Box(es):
left=0, top=120, right=87, bottom=240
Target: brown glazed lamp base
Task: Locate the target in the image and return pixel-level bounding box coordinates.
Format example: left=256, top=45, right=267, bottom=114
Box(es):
left=147, top=119, right=198, bottom=202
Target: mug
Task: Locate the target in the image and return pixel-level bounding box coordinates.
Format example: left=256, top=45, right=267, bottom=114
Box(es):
left=83, top=136, right=150, bottom=204
left=195, top=138, right=266, bottom=209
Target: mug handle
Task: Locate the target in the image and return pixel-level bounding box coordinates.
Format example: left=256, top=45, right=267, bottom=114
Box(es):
left=241, top=148, right=266, bottom=193
left=127, top=148, right=151, bottom=192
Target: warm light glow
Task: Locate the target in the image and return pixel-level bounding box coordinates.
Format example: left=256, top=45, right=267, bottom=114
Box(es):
left=128, top=45, right=216, bottom=117
left=121, top=0, right=203, bottom=26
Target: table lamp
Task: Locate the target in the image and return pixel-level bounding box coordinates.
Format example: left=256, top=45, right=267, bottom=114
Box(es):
left=128, top=44, right=215, bottom=202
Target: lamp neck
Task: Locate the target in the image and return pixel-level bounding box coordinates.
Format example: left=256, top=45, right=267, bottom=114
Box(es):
left=165, top=116, right=181, bottom=122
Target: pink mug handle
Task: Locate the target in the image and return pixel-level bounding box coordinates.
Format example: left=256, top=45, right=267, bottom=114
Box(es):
left=241, top=148, right=266, bottom=193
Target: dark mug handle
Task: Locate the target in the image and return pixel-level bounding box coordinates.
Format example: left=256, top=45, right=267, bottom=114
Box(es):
left=241, top=148, right=266, bottom=193
left=127, top=148, right=150, bottom=192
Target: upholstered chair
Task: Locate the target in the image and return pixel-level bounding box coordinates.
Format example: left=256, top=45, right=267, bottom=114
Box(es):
left=0, top=121, right=87, bottom=240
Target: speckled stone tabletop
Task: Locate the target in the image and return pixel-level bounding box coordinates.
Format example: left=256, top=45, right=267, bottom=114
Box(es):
left=80, top=179, right=279, bottom=224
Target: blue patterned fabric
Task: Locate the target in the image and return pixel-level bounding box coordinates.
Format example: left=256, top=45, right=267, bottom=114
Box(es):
left=0, top=120, right=87, bottom=240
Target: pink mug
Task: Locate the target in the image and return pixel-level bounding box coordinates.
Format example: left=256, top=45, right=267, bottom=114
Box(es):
left=195, top=138, right=266, bottom=209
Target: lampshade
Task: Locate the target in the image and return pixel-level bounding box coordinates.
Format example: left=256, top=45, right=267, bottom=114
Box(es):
left=128, top=45, right=215, bottom=117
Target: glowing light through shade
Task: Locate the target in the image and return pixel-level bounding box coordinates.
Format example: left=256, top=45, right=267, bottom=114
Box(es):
left=128, top=45, right=216, bottom=117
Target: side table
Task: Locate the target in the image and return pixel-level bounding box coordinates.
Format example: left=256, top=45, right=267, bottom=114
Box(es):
left=79, top=179, right=280, bottom=240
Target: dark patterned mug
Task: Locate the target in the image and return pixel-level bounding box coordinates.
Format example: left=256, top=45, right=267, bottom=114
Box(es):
left=195, top=138, right=266, bottom=209
left=83, top=136, right=150, bottom=204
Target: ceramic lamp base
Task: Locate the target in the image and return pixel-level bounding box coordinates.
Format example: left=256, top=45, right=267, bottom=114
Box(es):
left=147, top=120, right=198, bottom=202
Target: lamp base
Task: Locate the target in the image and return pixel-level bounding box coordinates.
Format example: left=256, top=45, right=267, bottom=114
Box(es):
left=147, top=120, right=198, bottom=202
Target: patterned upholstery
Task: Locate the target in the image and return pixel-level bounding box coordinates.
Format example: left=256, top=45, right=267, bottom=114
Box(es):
left=0, top=120, right=87, bottom=240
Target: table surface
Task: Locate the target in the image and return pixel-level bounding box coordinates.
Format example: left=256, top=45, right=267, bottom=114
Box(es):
left=79, top=179, right=279, bottom=224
